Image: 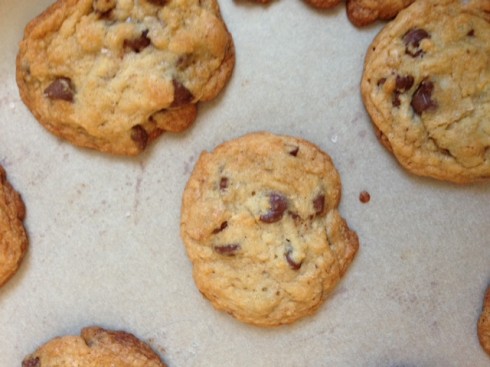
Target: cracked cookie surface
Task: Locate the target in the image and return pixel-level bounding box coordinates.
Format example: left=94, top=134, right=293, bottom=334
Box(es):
left=16, top=0, right=235, bottom=155
left=22, top=327, right=167, bottom=367
left=346, top=0, right=415, bottom=27
left=180, top=132, right=359, bottom=326
left=361, top=0, right=490, bottom=183
left=479, top=285, right=490, bottom=356
left=0, top=165, right=27, bottom=288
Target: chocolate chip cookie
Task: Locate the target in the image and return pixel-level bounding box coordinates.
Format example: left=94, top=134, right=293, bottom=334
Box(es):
left=22, top=326, right=167, bottom=367
left=361, top=0, right=490, bottom=183
left=180, top=132, right=359, bottom=327
left=0, top=165, right=28, bottom=288
left=16, top=0, right=235, bottom=155
left=346, top=0, right=415, bottom=27
left=478, top=285, right=490, bottom=356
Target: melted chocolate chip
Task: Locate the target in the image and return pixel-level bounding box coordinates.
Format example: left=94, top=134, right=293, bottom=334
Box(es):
left=411, top=80, right=437, bottom=115
left=130, top=125, right=149, bottom=150
left=260, top=192, right=288, bottom=223
left=313, top=194, right=325, bottom=215
left=44, top=77, right=75, bottom=102
left=219, top=177, right=228, bottom=190
left=285, top=247, right=302, bottom=270
left=289, top=146, right=299, bottom=156
left=214, top=243, right=240, bottom=256
left=212, top=221, right=228, bottom=234
left=146, top=0, right=168, bottom=5
left=123, top=30, right=151, bottom=53
left=467, top=29, right=475, bottom=37
left=403, top=28, right=430, bottom=57
left=22, top=357, right=40, bottom=367
left=359, top=191, right=370, bottom=203
left=395, top=75, right=414, bottom=92
left=171, top=79, right=194, bottom=107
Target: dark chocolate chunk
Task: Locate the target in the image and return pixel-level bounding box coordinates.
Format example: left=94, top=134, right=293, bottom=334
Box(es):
left=44, top=77, right=75, bottom=102
left=214, top=243, right=240, bottom=256
left=467, top=29, right=475, bottom=37
left=22, top=357, right=40, bottom=367
left=171, top=79, right=194, bottom=107
left=285, top=247, right=302, bottom=270
left=403, top=28, right=430, bottom=57
left=219, top=177, right=228, bottom=190
left=289, top=146, right=299, bottom=156
left=411, top=80, right=437, bottom=115
left=260, top=192, right=288, bottom=223
left=146, top=0, right=168, bottom=5
left=212, top=221, right=228, bottom=234
left=123, top=30, right=151, bottom=53
left=313, top=194, right=325, bottom=215
left=395, top=75, right=414, bottom=92
left=130, top=125, right=149, bottom=150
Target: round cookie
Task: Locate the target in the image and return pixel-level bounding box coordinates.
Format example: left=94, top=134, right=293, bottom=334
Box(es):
left=478, top=285, right=490, bottom=356
left=0, top=165, right=28, bottom=288
left=361, top=0, right=490, bottom=183
left=302, top=0, right=341, bottom=10
left=16, top=0, right=235, bottom=155
left=22, top=326, right=167, bottom=367
left=346, top=0, right=415, bottom=27
left=180, top=132, right=359, bottom=327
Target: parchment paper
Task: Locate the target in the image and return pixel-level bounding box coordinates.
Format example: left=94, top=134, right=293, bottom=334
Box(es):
left=1, top=0, right=489, bottom=365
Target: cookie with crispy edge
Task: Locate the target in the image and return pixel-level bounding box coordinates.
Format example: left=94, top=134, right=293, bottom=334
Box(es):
left=180, top=132, right=359, bottom=326
left=478, top=285, right=490, bottom=356
left=346, top=0, right=415, bottom=27
left=0, top=165, right=27, bottom=288
left=16, top=0, right=235, bottom=155
left=361, top=0, right=490, bottom=183
left=22, top=326, right=167, bottom=367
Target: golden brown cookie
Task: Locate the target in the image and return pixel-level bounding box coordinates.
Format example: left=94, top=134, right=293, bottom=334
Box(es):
left=346, top=0, right=415, bottom=27
left=478, top=285, right=490, bottom=356
left=303, top=0, right=341, bottom=10
left=0, top=165, right=28, bottom=288
left=361, top=0, right=490, bottom=183
left=180, top=132, right=359, bottom=327
left=16, top=0, right=235, bottom=155
left=22, top=326, right=167, bottom=367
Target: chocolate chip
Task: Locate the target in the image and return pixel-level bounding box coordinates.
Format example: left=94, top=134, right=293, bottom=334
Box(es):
left=219, top=177, right=228, bottom=190
left=130, top=125, right=148, bottom=150
left=411, top=80, right=437, bottom=115
left=214, top=243, right=240, bottom=256
left=467, top=29, right=475, bottom=37
left=403, top=28, right=430, bottom=57
left=359, top=191, right=370, bottom=203
left=212, top=221, right=228, bottom=234
left=44, top=77, right=75, bottom=102
left=289, top=146, right=299, bottom=156
left=146, top=0, right=168, bottom=5
left=392, top=75, right=414, bottom=107
left=123, top=30, right=151, bottom=53
left=395, top=75, right=414, bottom=92
left=22, top=357, right=40, bottom=367
left=313, top=194, right=325, bottom=215
left=285, top=247, right=302, bottom=270
left=171, top=79, right=194, bottom=108
left=260, top=192, right=288, bottom=223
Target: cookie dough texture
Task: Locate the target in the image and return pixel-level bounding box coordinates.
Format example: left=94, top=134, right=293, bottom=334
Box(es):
left=16, top=0, right=235, bottom=155
left=21, top=327, right=167, bottom=367
left=479, top=285, right=490, bottom=356
left=0, top=165, right=27, bottom=288
left=361, top=0, right=490, bottom=183
left=180, top=132, right=359, bottom=326
left=346, top=0, right=415, bottom=27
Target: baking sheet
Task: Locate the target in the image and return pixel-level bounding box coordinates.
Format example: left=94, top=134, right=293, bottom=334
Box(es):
left=1, top=0, right=489, bottom=365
